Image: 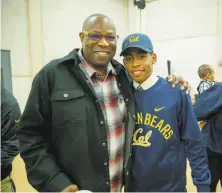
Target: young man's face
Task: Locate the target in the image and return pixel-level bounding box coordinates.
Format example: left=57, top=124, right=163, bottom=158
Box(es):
left=123, top=48, right=157, bottom=84
left=208, top=68, right=215, bottom=81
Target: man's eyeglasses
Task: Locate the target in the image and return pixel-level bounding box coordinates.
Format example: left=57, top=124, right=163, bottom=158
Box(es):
left=83, top=31, right=119, bottom=42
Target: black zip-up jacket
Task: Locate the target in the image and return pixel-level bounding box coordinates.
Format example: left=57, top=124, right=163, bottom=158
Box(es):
left=1, top=87, right=21, bottom=180
left=17, top=49, right=136, bottom=192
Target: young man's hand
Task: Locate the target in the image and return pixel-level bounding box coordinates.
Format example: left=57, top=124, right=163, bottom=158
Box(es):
left=167, top=75, right=191, bottom=94
left=61, top=184, right=79, bottom=192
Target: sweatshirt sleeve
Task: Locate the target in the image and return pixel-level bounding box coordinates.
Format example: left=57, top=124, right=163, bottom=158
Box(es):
left=179, top=92, right=211, bottom=192
left=193, top=83, right=222, bottom=119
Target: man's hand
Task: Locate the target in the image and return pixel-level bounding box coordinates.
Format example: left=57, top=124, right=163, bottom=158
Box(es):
left=61, top=184, right=79, bottom=192
left=198, top=121, right=207, bottom=130
left=167, top=75, right=191, bottom=94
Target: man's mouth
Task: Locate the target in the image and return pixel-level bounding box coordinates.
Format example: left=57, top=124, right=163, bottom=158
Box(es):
left=132, top=70, right=144, bottom=77
left=95, top=51, right=109, bottom=56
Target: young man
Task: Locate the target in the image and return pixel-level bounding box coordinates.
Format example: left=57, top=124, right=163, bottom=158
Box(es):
left=194, top=83, right=222, bottom=192
left=120, top=33, right=211, bottom=192
left=17, top=14, right=190, bottom=192
left=197, top=64, right=215, bottom=94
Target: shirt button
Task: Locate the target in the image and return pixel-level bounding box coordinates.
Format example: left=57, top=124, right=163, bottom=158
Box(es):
left=106, top=181, right=109, bottom=185
left=102, top=143, right=106, bottom=146
left=100, top=121, right=104, bottom=124
left=64, top=93, right=68, bottom=98
left=104, top=162, right=108, bottom=166
left=86, top=80, right=90, bottom=84
left=118, top=83, right=121, bottom=87
left=126, top=172, right=129, bottom=175
left=125, top=98, right=129, bottom=102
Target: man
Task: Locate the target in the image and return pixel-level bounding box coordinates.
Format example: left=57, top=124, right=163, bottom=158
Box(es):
left=17, top=14, right=190, bottom=192
left=1, top=87, right=21, bottom=192
left=120, top=33, right=211, bottom=192
left=197, top=64, right=215, bottom=94
left=196, top=64, right=217, bottom=136
left=194, top=83, right=222, bottom=192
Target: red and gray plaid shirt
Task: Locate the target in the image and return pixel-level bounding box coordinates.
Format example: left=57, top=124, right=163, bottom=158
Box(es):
left=78, top=50, right=127, bottom=192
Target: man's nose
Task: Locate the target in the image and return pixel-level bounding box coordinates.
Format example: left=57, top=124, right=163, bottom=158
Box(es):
left=98, top=36, right=109, bottom=47
left=132, top=60, right=140, bottom=67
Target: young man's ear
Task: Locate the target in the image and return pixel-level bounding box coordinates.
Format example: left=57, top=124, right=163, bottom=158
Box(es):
left=152, top=53, right=157, bottom=64
left=206, top=72, right=210, bottom=78
left=122, top=59, right=125, bottom=65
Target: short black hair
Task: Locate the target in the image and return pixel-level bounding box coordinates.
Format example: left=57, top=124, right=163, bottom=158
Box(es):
left=198, top=64, right=213, bottom=78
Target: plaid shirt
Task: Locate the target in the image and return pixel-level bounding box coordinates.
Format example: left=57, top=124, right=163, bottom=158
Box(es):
left=198, top=79, right=214, bottom=94
left=78, top=50, right=127, bottom=192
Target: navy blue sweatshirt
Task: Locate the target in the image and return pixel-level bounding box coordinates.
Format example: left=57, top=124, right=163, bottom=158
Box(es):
left=193, top=82, right=222, bottom=154
left=129, top=77, right=210, bottom=192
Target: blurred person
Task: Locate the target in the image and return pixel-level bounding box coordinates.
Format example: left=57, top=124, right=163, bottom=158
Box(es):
left=1, top=87, right=21, bottom=192
left=17, top=14, right=190, bottom=192
left=197, top=64, right=215, bottom=94
left=194, top=83, right=222, bottom=192
left=121, top=33, right=211, bottom=192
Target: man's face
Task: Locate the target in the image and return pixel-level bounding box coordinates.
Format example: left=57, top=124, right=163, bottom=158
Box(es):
left=123, top=48, right=157, bottom=84
left=208, top=68, right=215, bottom=81
left=79, top=17, right=117, bottom=68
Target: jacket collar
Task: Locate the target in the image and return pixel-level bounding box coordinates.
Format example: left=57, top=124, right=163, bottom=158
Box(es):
left=59, top=48, right=126, bottom=74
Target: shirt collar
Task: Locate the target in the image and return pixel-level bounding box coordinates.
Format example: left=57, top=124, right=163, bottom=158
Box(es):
left=201, top=79, right=213, bottom=82
left=78, top=49, right=117, bottom=77
left=133, top=73, right=158, bottom=90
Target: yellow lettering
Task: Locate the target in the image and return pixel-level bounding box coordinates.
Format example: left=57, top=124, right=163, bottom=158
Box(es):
left=133, top=128, right=143, bottom=143
left=155, top=119, right=164, bottom=130
left=129, top=36, right=139, bottom=43
left=138, top=136, right=145, bottom=143
left=144, top=130, right=152, bottom=146
left=160, top=124, right=171, bottom=135
left=164, top=130, right=174, bottom=140
left=132, top=128, right=152, bottom=147
left=137, top=113, right=143, bottom=124
left=144, top=113, right=151, bottom=125
left=150, top=115, right=158, bottom=128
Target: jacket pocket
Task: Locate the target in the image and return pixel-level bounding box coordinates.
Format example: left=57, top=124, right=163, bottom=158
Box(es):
left=51, top=90, right=84, bottom=101
left=51, top=89, right=86, bottom=129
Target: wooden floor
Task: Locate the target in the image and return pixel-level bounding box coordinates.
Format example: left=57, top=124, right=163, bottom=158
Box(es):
left=11, top=155, right=36, bottom=192
left=12, top=155, right=222, bottom=192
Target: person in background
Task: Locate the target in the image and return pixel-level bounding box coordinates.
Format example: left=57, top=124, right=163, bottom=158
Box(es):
left=1, top=87, right=21, bottom=192
left=120, top=33, right=211, bottom=192
left=197, top=64, right=215, bottom=94
left=17, top=14, right=190, bottom=192
left=194, top=83, right=222, bottom=192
